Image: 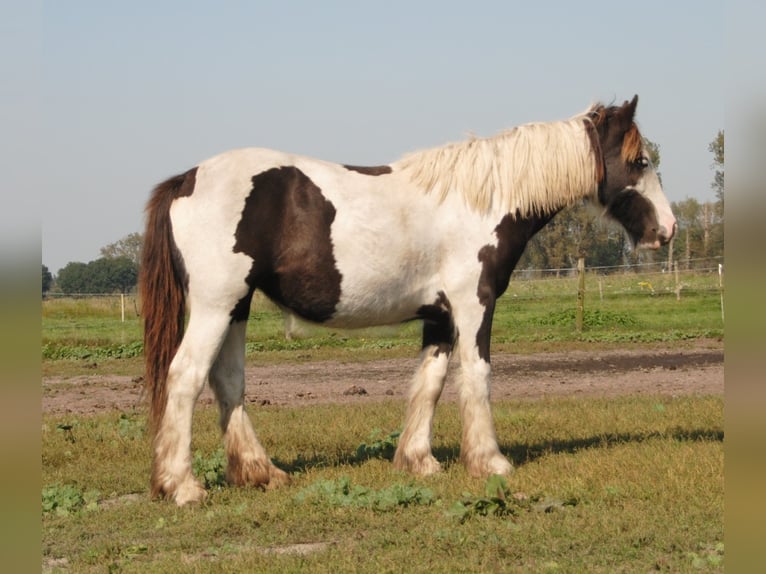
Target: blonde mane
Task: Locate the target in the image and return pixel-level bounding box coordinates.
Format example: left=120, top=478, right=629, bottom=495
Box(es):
left=395, top=109, right=602, bottom=216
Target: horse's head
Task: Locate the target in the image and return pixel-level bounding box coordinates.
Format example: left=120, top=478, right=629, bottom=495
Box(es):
left=588, top=95, right=676, bottom=249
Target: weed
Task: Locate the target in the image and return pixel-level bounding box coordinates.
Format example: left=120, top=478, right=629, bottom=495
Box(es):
left=42, top=483, right=99, bottom=516
left=192, top=448, right=227, bottom=490
left=295, top=476, right=434, bottom=511
left=354, top=428, right=401, bottom=462
left=536, top=308, right=639, bottom=328
left=116, top=413, right=144, bottom=440
left=42, top=341, right=143, bottom=361
left=687, top=541, right=724, bottom=569
left=447, top=475, right=523, bottom=523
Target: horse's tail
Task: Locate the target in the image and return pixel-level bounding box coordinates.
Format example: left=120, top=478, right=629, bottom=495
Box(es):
left=139, top=168, right=196, bottom=431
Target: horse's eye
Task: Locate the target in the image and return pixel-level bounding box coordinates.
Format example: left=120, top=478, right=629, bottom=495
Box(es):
left=635, top=157, right=649, bottom=168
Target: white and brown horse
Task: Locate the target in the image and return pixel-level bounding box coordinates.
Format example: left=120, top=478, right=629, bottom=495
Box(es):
left=140, top=95, right=676, bottom=505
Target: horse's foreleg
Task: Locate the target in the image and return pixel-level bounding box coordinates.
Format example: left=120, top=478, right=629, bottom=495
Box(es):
left=456, top=354, right=512, bottom=476
left=209, top=321, right=290, bottom=490
left=393, top=348, right=451, bottom=475
left=454, top=304, right=513, bottom=477
left=151, top=312, right=231, bottom=505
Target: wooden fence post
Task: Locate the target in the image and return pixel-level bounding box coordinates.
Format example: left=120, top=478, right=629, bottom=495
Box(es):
left=598, top=276, right=603, bottom=303
left=718, top=263, right=724, bottom=322
left=576, top=257, right=585, bottom=333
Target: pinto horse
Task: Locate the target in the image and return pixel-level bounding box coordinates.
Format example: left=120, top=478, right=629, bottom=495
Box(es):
left=140, top=95, right=676, bottom=505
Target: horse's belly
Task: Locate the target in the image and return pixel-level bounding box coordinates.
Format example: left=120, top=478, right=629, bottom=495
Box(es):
left=328, top=277, right=433, bottom=328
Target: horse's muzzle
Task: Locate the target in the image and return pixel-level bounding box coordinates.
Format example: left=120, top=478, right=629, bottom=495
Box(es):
left=658, top=221, right=677, bottom=246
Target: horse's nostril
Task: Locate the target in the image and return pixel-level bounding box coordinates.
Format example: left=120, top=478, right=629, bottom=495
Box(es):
left=657, top=223, right=676, bottom=245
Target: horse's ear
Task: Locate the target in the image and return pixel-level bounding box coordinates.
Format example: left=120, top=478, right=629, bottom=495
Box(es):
left=615, top=95, right=639, bottom=128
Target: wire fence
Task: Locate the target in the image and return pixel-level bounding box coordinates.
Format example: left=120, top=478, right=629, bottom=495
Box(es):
left=42, top=256, right=725, bottom=324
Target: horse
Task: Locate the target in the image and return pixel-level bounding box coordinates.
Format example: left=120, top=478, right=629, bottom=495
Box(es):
left=140, top=95, right=676, bottom=505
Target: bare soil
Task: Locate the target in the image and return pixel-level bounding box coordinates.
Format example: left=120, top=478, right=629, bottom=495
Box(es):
left=43, top=341, right=723, bottom=416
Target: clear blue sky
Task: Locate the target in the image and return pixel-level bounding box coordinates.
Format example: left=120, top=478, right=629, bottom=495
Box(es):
left=16, top=1, right=728, bottom=273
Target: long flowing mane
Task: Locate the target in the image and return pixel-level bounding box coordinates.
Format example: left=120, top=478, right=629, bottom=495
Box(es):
left=395, top=108, right=604, bottom=216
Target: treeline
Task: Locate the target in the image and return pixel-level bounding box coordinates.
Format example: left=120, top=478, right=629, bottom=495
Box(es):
left=43, top=233, right=142, bottom=296
left=518, top=196, right=723, bottom=272
left=45, top=257, right=138, bottom=295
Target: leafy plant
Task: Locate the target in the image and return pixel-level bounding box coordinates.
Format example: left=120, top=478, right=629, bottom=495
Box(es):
left=354, top=428, right=401, bottom=462
left=687, top=541, right=724, bottom=569
left=116, top=413, right=144, bottom=440
left=42, top=483, right=99, bottom=516
left=447, top=475, right=518, bottom=523
left=295, top=476, right=434, bottom=511
left=42, top=341, right=144, bottom=361
left=192, top=448, right=227, bottom=490
left=536, top=308, right=639, bottom=328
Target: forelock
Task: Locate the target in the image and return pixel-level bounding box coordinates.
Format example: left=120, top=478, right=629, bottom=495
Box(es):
left=621, top=123, right=643, bottom=163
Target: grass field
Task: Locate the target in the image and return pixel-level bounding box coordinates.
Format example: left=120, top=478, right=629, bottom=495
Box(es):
left=42, top=270, right=724, bottom=572
left=42, top=397, right=723, bottom=573
left=42, top=268, right=724, bottom=368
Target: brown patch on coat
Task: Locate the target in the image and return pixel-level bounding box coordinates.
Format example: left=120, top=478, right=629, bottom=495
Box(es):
left=343, top=164, right=393, bottom=176
left=474, top=212, right=557, bottom=361
left=416, top=291, right=455, bottom=357
left=232, top=166, right=343, bottom=323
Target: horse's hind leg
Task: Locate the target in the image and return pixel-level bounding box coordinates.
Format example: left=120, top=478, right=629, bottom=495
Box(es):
left=152, top=309, right=231, bottom=505
left=209, top=319, right=290, bottom=490
left=394, top=315, right=454, bottom=475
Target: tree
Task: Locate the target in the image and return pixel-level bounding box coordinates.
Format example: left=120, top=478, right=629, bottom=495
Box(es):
left=42, top=264, right=53, bottom=295
left=643, top=137, right=662, bottom=183
left=57, top=262, right=90, bottom=294
left=707, top=130, right=724, bottom=257
left=96, top=256, right=138, bottom=293
left=100, top=232, right=144, bottom=266
left=56, top=257, right=139, bottom=294
left=709, top=130, right=724, bottom=208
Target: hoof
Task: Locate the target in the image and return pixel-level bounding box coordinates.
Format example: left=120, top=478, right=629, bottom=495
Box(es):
left=265, top=465, right=291, bottom=489
left=173, top=478, right=208, bottom=506
left=151, top=470, right=208, bottom=506
left=393, top=449, right=442, bottom=476
left=227, top=457, right=291, bottom=489
left=463, top=452, right=514, bottom=478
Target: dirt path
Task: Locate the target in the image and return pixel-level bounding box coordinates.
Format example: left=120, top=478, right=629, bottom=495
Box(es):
left=43, top=342, right=723, bottom=416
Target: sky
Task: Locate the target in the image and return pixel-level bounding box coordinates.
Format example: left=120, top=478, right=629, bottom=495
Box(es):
left=8, top=1, right=728, bottom=274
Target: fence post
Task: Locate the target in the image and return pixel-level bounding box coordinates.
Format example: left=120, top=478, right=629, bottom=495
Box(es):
left=121, top=294, right=125, bottom=322
left=718, top=263, right=724, bottom=322
left=576, top=257, right=585, bottom=333
left=674, top=262, right=681, bottom=301
left=598, top=276, right=603, bottom=303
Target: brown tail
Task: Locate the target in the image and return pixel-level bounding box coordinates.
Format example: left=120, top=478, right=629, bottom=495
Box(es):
left=139, top=168, right=197, bottom=431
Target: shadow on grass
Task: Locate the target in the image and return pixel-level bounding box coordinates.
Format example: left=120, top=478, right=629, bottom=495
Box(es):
left=503, top=427, right=724, bottom=466
left=275, top=426, right=723, bottom=475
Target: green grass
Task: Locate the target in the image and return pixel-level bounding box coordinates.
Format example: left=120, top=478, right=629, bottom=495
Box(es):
left=42, top=395, right=723, bottom=573
left=42, top=270, right=724, bottom=372
left=41, top=272, right=724, bottom=571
